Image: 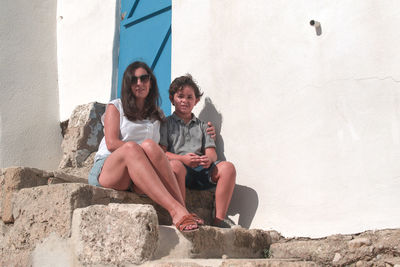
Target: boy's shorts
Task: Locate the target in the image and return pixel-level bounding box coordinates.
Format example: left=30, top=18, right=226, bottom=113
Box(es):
left=88, top=156, right=108, bottom=187
left=185, top=160, right=221, bottom=190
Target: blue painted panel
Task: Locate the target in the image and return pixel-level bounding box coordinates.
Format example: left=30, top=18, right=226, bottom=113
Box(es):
left=118, top=0, right=172, bottom=115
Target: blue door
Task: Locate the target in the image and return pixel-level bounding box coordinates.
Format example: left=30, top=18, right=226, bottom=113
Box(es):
left=118, top=0, right=172, bottom=115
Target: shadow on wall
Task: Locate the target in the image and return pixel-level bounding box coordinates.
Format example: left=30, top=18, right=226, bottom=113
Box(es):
left=198, top=97, right=226, bottom=161
left=198, top=97, right=259, bottom=228
left=228, top=185, right=258, bottom=228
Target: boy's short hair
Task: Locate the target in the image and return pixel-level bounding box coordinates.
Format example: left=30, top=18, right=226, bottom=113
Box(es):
left=169, top=74, right=204, bottom=100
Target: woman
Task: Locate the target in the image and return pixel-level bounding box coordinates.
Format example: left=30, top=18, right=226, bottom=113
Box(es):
left=88, top=61, right=199, bottom=232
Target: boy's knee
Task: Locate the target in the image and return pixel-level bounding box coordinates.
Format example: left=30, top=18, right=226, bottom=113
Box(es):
left=216, top=161, right=236, bottom=183
left=217, top=161, right=236, bottom=181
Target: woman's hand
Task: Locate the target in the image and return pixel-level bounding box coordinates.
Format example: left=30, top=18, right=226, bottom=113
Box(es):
left=206, top=122, right=216, bottom=141
left=181, top=153, right=202, bottom=168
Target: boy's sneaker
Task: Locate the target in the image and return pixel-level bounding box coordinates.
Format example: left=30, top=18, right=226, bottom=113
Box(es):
left=211, top=201, right=236, bottom=228
left=212, top=217, right=236, bottom=228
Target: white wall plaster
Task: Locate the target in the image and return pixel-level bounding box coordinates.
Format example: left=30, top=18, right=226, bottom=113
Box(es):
left=0, top=0, right=62, bottom=169
left=3, top=0, right=399, bottom=238
left=57, top=0, right=119, bottom=121
left=172, top=0, right=400, bottom=237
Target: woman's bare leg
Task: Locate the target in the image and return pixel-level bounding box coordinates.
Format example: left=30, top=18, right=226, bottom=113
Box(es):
left=98, top=141, right=194, bottom=228
left=140, top=139, right=186, bottom=205
left=210, top=161, right=236, bottom=221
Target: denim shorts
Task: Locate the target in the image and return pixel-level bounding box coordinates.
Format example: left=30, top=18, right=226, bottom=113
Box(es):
left=88, top=156, right=108, bottom=187
left=185, top=160, right=221, bottom=190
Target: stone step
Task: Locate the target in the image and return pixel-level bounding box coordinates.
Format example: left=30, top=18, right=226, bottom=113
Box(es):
left=2, top=169, right=277, bottom=266
left=1, top=167, right=214, bottom=225
left=269, top=229, right=400, bottom=266
left=154, top=225, right=280, bottom=260
left=138, top=258, right=317, bottom=267
left=0, top=178, right=213, bottom=266
left=29, top=203, right=278, bottom=266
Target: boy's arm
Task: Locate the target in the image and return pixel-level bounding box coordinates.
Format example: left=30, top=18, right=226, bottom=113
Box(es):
left=161, top=145, right=202, bottom=168
left=168, top=151, right=202, bottom=168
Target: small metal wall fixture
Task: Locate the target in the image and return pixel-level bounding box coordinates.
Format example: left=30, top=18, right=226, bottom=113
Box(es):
left=310, top=20, right=322, bottom=36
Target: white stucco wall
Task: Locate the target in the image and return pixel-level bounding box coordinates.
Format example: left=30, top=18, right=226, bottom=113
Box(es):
left=172, top=0, right=400, bottom=237
left=57, top=0, right=119, bottom=121
left=0, top=0, right=62, bottom=170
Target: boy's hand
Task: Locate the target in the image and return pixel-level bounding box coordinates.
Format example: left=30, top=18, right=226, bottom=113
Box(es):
left=206, top=122, right=216, bottom=141
left=199, top=155, right=212, bottom=169
left=182, top=153, right=202, bottom=168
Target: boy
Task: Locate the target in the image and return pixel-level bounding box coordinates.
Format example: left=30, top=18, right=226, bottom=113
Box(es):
left=160, top=74, right=236, bottom=228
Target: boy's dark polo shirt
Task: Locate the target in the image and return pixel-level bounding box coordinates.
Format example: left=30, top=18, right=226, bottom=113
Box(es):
left=160, top=113, right=216, bottom=156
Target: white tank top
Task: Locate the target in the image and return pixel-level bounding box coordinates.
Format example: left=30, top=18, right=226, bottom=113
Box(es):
left=94, top=99, right=161, bottom=161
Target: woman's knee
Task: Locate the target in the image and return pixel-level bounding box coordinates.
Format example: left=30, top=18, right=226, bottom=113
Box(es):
left=140, top=139, right=161, bottom=155
left=123, top=141, right=141, bottom=150
left=121, top=141, right=144, bottom=158
left=170, top=159, right=186, bottom=177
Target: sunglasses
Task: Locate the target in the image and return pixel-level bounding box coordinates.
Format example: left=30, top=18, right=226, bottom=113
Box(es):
left=131, top=74, right=150, bottom=84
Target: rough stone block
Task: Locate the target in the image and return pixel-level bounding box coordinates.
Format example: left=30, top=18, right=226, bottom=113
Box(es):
left=1, top=179, right=215, bottom=265
left=347, top=237, right=371, bottom=249
left=48, top=170, right=88, bottom=184
left=1, top=165, right=214, bottom=226
left=0, top=168, right=4, bottom=219
left=72, top=204, right=158, bottom=265
left=32, top=233, right=75, bottom=267
left=1, top=167, right=51, bottom=223
left=9, top=183, right=165, bottom=249
left=142, top=259, right=317, bottom=267
left=59, top=102, right=106, bottom=170
left=154, top=225, right=274, bottom=259
left=185, top=189, right=214, bottom=225
left=269, top=229, right=400, bottom=266
left=4, top=183, right=176, bottom=260
left=57, top=152, right=96, bottom=180
left=220, top=259, right=318, bottom=267
left=1, top=183, right=164, bottom=265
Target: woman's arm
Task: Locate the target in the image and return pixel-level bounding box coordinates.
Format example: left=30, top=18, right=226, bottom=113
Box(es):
left=206, top=122, right=216, bottom=141
left=103, top=104, right=124, bottom=152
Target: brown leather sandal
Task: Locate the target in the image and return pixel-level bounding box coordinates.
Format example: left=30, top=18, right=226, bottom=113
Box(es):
left=175, top=214, right=199, bottom=232
left=190, top=213, right=204, bottom=225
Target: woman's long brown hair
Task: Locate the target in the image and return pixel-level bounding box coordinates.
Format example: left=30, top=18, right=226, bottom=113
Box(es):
left=120, top=61, right=164, bottom=121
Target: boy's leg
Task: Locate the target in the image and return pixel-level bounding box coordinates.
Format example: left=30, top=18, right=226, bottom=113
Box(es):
left=210, top=161, right=236, bottom=222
